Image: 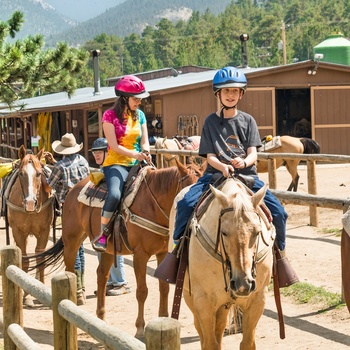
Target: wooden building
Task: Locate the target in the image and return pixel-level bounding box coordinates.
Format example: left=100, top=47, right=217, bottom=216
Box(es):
left=0, top=60, right=349, bottom=163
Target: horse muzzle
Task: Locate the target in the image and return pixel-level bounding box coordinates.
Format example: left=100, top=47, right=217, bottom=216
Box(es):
left=230, top=276, right=256, bottom=297
left=23, top=198, right=37, bottom=212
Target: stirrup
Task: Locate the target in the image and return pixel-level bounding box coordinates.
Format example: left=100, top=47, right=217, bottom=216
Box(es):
left=91, top=232, right=107, bottom=252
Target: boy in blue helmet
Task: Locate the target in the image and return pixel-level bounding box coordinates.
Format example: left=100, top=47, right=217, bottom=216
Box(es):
left=172, top=66, right=298, bottom=285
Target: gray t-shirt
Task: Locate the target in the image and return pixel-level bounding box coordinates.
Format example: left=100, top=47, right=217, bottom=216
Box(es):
left=199, top=111, right=262, bottom=176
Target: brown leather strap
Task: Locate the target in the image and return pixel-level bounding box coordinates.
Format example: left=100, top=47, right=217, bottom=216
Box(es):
left=171, top=238, right=189, bottom=319
left=273, top=247, right=286, bottom=339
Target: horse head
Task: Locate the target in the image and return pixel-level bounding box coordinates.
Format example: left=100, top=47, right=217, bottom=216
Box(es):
left=18, top=145, right=45, bottom=212
left=209, top=180, right=268, bottom=297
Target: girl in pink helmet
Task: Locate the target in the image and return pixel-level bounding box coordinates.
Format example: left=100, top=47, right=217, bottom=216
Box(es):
left=92, top=75, right=152, bottom=252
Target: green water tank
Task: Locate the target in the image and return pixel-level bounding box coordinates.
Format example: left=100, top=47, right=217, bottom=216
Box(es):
left=314, top=33, right=350, bottom=65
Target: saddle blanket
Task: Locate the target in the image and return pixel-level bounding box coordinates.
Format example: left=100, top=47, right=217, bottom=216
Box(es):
left=78, top=181, right=107, bottom=208
left=258, top=136, right=281, bottom=152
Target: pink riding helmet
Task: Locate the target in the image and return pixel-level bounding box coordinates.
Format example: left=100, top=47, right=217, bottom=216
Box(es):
left=114, top=75, right=150, bottom=98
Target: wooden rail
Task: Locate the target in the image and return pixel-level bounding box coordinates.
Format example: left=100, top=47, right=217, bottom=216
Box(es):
left=150, top=149, right=350, bottom=226
left=0, top=246, right=180, bottom=350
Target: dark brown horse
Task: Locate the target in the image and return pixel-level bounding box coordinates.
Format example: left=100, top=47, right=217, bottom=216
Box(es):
left=5, top=146, right=54, bottom=303
left=257, top=135, right=320, bottom=191
left=24, top=161, right=202, bottom=337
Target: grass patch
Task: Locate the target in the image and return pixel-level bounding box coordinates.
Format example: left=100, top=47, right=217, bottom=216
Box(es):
left=279, top=281, right=345, bottom=310
left=319, top=227, right=342, bottom=237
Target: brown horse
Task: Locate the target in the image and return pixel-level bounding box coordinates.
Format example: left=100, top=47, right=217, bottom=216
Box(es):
left=257, top=135, right=320, bottom=191
left=154, top=135, right=202, bottom=167
left=24, top=161, right=202, bottom=337
left=5, top=146, right=54, bottom=301
left=173, top=177, right=275, bottom=349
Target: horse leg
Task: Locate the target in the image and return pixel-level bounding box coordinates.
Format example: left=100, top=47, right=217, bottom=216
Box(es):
left=63, top=234, right=85, bottom=272
left=190, top=294, right=221, bottom=350
left=239, top=289, right=267, bottom=350
left=156, top=252, right=170, bottom=318
left=285, top=160, right=300, bottom=192
left=133, top=250, right=151, bottom=339
left=34, top=230, right=50, bottom=283
left=96, top=252, right=114, bottom=321
left=215, top=305, right=230, bottom=346
left=12, top=229, right=34, bottom=306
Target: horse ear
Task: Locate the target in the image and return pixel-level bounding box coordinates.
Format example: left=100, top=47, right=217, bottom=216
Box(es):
left=251, top=184, right=268, bottom=209
left=18, top=145, right=26, bottom=160
left=210, top=184, right=230, bottom=207
left=175, top=159, right=187, bottom=176
left=37, top=148, right=45, bottom=161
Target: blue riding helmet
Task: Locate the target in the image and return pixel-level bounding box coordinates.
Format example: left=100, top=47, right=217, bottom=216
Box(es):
left=91, top=137, right=108, bottom=151
left=212, top=66, right=247, bottom=94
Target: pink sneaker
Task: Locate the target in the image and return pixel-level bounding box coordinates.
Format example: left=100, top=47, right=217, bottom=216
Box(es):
left=92, top=234, right=107, bottom=252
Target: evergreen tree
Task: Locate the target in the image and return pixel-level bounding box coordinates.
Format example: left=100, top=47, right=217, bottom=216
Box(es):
left=0, top=11, right=89, bottom=106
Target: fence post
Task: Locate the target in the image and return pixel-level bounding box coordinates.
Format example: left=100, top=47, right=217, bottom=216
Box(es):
left=307, top=160, right=318, bottom=226
left=51, top=272, right=78, bottom=350
left=145, top=317, right=180, bottom=350
left=267, top=158, right=277, bottom=189
left=1, top=246, right=23, bottom=350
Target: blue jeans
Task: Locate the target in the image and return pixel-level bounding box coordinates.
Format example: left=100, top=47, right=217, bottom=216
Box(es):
left=173, top=174, right=287, bottom=251
left=98, top=253, right=127, bottom=287
left=74, top=244, right=85, bottom=272
left=102, top=164, right=130, bottom=219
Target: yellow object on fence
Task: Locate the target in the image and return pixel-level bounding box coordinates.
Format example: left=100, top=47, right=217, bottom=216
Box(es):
left=0, top=163, right=13, bottom=178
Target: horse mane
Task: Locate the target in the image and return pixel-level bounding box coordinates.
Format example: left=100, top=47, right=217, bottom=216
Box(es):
left=300, top=138, right=320, bottom=154
left=230, top=181, right=254, bottom=220
left=145, top=166, right=184, bottom=194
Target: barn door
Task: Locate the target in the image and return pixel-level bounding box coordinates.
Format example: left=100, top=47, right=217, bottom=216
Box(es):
left=311, top=86, right=350, bottom=154
left=239, top=87, right=275, bottom=137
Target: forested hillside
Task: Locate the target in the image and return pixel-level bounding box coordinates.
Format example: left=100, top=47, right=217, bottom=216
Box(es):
left=45, top=0, right=233, bottom=47
left=0, top=0, right=76, bottom=39
left=76, top=0, right=350, bottom=88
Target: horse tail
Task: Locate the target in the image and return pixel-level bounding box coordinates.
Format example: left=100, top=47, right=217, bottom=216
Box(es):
left=300, top=138, right=321, bottom=154
left=24, top=237, right=65, bottom=274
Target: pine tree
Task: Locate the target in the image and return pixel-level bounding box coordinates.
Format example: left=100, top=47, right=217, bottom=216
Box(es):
left=0, top=11, right=89, bottom=107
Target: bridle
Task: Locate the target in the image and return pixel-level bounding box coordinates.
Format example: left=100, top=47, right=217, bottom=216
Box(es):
left=214, top=206, right=261, bottom=293
left=6, top=158, right=52, bottom=214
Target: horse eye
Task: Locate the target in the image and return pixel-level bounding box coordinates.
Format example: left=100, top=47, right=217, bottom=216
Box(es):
left=221, top=231, right=228, bottom=237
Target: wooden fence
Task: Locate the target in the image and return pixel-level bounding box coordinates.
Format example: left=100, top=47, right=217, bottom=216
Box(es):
left=0, top=246, right=180, bottom=350
left=150, top=149, right=350, bottom=226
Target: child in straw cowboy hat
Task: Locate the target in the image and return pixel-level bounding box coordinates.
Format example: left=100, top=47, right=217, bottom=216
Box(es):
left=43, top=133, right=90, bottom=305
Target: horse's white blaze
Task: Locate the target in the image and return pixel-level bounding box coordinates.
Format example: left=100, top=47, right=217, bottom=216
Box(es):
left=23, top=163, right=37, bottom=211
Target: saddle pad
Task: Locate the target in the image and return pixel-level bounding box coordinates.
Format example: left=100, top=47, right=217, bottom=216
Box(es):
left=77, top=181, right=108, bottom=208
left=123, top=166, right=153, bottom=208
left=258, top=136, right=281, bottom=152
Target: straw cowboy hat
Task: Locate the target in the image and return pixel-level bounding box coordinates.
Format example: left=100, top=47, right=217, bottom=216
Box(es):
left=52, top=133, right=83, bottom=155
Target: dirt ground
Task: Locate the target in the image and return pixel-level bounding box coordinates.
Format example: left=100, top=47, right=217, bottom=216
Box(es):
left=1, top=163, right=350, bottom=349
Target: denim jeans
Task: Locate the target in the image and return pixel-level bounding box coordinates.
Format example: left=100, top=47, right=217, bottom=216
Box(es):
left=74, top=244, right=85, bottom=272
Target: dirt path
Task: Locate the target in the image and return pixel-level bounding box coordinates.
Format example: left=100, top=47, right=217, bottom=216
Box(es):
left=1, top=163, right=350, bottom=349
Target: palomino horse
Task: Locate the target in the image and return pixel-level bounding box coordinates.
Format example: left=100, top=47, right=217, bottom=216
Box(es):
left=172, top=177, right=275, bottom=350
left=257, top=135, right=320, bottom=191
left=5, top=146, right=54, bottom=301
left=24, top=161, right=202, bottom=338
left=154, top=135, right=201, bottom=167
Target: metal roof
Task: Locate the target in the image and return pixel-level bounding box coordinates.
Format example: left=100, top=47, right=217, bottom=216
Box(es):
left=1, top=61, right=344, bottom=117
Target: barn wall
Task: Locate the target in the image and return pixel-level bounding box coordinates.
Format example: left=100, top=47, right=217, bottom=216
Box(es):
left=312, top=86, right=350, bottom=155
left=161, top=84, right=215, bottom=138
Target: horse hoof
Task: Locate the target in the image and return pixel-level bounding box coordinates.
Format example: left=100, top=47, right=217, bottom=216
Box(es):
left=135, top=329, right=145, bottom=340
left=77, top=295, right=85, bottom=306
left=23, top=297, right=35, bottom=307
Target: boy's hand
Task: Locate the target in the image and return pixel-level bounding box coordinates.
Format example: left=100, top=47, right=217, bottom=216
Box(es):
left=231, top=157, right=246, bottom=169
